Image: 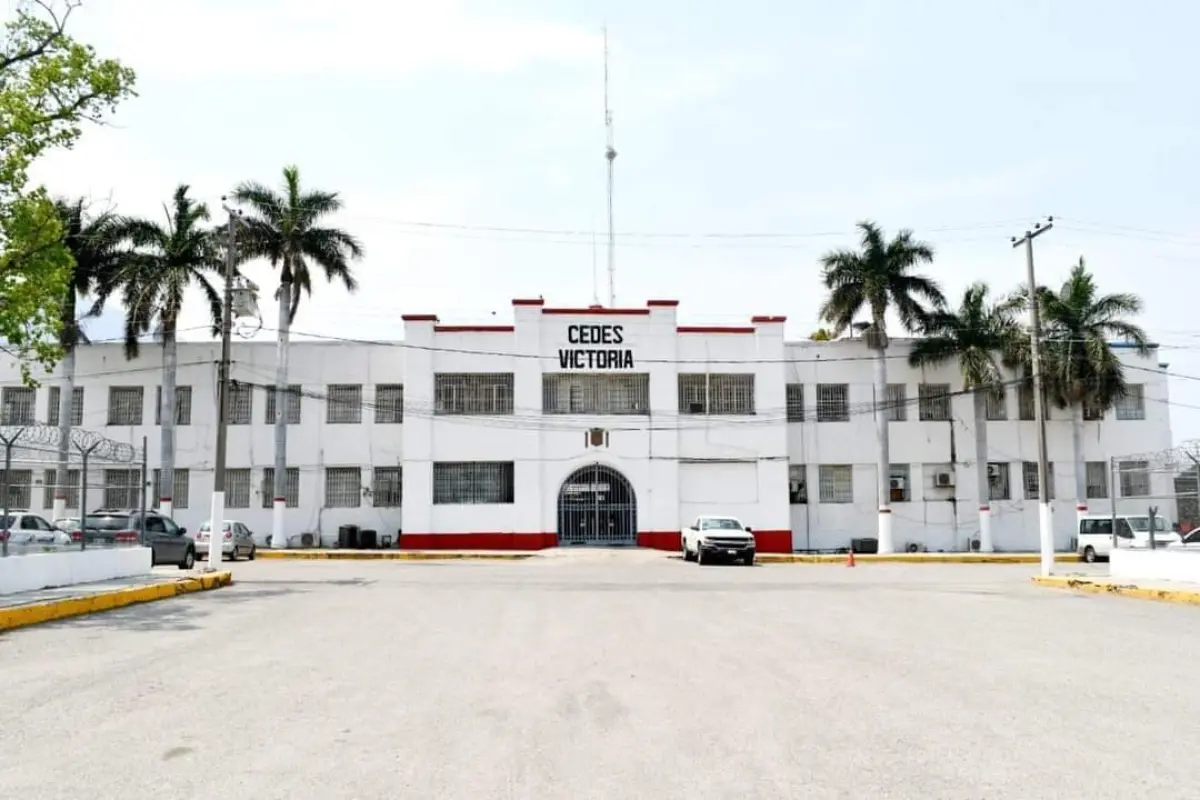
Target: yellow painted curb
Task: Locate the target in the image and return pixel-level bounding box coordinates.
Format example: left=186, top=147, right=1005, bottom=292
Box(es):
left=758, top=552, right=1081, bottom=564
left=0, top=571, right=233, bottom=633
left=254, top=550, right=533, bottom=561
left=1031, top=575, right=1200, bottom=606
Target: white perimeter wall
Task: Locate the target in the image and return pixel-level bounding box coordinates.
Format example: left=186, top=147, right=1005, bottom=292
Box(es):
left=0, top=547, right=152, bottom=595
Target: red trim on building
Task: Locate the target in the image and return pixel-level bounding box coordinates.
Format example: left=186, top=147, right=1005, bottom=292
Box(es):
left=400, top=532, right=559, bottom=550
left=542, top=307, right=651, bottom=316
left=676, top=326, right=755, bottom=334
left=512, top=298, right=545, bottom=306
left=433, top=325, right=515, bottom=333
left=636, top=529, right=791, bottom=553
left=750, top=315, right=787, bottom=324
left=159, top=497, right=171, bottom=503
left=1076, top=504, right=1088, bottom=512
left=401, top=314, right=439, bottom=322
left=647, top=299, right=680, bottom=307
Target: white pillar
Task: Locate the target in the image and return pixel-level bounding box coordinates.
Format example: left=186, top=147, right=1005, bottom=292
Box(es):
left=208, top=491, right=225, bottom=571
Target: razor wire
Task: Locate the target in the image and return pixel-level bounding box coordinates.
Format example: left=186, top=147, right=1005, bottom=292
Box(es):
left=0, top=422, right=141, bottom=464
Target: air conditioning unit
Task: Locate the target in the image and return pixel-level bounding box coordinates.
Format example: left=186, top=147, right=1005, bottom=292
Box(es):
left=905, top=541, right=927, bottom=553
left=935, top=471, right=955, bottom=488
left=987, top=464, right=1002, bottom=479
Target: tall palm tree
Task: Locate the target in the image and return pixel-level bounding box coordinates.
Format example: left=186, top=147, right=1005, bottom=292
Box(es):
left=95, top=185, right=223, bottom=518
left=908, top=282, right=1023, bottom=552
left=819, top=221, right=946, bottom=554
left=231, top=165, right=363, bottom=549
left=50, top=198, right=128, bottom=521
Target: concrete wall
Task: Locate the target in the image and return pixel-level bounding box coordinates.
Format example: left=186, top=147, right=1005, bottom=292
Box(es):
left=1111, top=547, right=1200, bottom=583
left=0, top=547, right=153, bottom=595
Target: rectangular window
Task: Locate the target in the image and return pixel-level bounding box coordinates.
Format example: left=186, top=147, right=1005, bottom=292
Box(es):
left=261, top=467, right=300, bottom=508
left=785, top=384, right=804, bottom=422
left=1018, top=382, right=1052, bottom=421
left=0, top=387, right=35, bottom=426
left=1119, top=460, right=1150, bottom=497
left=1116, top=385, right=1145, bottom=421
left=152, top=468, right=191, bottom=509
left=324, top=467, right=362, bottom=508
left=225, top=469, right=251, bottom=509
left=2, top=469, right=31, bottom=508
left=326, top=384, right=363, bottom=424
left=985, top=387, right=1007, bottom=421
left=816, top=384, right=850, bottom=422
left=42, top=468, right=81, bottom=509
left=155, top=386, right=193, bottom=426
left=788, top=464, right=807, bottom=504
left=433, top=461, right=515, bottom=504
left=544, top=374, right=650, bottom=415
left=373, top=466, right=403, bottom=507
left=889, top=463, right=911, bottom=502
left=818, top=464, right=854, bottom=503
left=107, top=387, right=144, bottom=426
left=227, top=382, right=253, bottom=425
left=47, top=386, right=84, bottom=427
left=1022, top=462, right=1056, bottom=500
left=987, top=462, right=1011, bottom=501
left=1085, top=461, right=1109, bottom=499
left=918, top=383, right=951, bottom=421
left=1082, top=397, right=1105, bottom=421
left=374, top=384, right=404, bottom=423
left=265, top=384, right=302, bottom=424
left=675, top=374, right=755, bottom=415
left=434, top=374, right=515, bottom=416
left=102, top=468, right=142, bottom=508
left=885, top=384, right=907, bottom=422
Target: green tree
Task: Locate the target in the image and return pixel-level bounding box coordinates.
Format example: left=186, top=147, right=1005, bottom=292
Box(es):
left=819, top=220, right=946, bottom=554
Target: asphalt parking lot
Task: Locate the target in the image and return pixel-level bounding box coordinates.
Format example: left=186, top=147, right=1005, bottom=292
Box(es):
left=3, top=553, right=1199, bottom=799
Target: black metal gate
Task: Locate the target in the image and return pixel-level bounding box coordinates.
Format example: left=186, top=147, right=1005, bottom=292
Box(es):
left=557, top=464, right=637, bottom=546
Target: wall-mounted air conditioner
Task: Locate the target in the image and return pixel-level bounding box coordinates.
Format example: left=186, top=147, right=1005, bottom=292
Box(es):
left=890, top=477, right=906, bottom=491
left=935, top=471, right=955, bottom=488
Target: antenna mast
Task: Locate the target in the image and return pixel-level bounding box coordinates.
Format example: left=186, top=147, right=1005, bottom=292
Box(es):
left=604, top=26, right=617, bottom=307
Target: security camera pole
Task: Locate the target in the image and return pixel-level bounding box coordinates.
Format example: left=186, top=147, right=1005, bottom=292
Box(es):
left=207, top=201, right=241, bottom=572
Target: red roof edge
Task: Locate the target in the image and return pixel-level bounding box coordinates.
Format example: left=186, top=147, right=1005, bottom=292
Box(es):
left=512, top=298, right=545, bottom=306
left=434, top=325, right=515, bottom=333
left=677, top=326, right=756, bottom=334
left=647, top=299, right=679, bottom=307
left=751, top=315, right=787, bottom=324
left=401, top=314, right=439, bottom=322
left=542, top=307, right=651, bottom=316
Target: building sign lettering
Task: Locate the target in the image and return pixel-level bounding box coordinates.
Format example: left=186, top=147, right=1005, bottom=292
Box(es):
left=558, top=324, right=634, bottom=369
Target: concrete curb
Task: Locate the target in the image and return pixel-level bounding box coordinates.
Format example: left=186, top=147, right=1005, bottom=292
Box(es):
left=758, top=553, right=1082, bottom=564
left=254, top=550, right=534, bottom=561
left=1031, top=575, right=1200, bottom=606
left=0, top=571, right=234, bottom=633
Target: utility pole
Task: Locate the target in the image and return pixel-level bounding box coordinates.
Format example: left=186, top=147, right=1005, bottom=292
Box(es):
left=208, top=203, right=240, bottom=572
left=1012, top=216, right=1054, bottom=576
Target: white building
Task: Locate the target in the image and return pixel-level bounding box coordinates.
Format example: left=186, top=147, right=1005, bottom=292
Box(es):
left=0, top=297, right=1175, bottom=552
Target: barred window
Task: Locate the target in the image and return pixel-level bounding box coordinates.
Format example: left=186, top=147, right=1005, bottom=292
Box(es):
left=818, top=464, right=853, bottom=503
left=1119, top=460, right=1150, bottom=497
left=225, top=468, right=251, bottom=509
left=375, top=384, right=404, bottom=423
left=265, top=384, right=302, bottom=424
left=435, top=374, right=514, bottom=415
left=785, top=384, right=804, bottom=422
left=985, top=387, right=1007, bottom=421
left=1116, top=385, right=1145, bottom=420
left=1018, top=383, right=1052, bottom=421
left=885, top=384, right=907, bottom=422
left=261, top=467, right=300, bottom=508
left=987, top=462, right=1011, bottom=501
left=1022, top=462, right=1056, bottom=500
left=2, top=469, right=31, bottom=508
left=889, top=463, right=911, bottom=502
left=816, top=384, right=849, bottom=422
left=0, top=387, right=35, bottom=426
left=918, top=383, right=951, bottom=421
left=324, top=467, right=362, bottom=508
left=48, top=386, right=84, bottom=427
left=108, top=386, right=144, bottom=426
left=788, top=464, right=807, bottom=503
left=43, top=468, right=81, bottom=509
left=373, top=466, right=402, bottom=507
left=103, top=468, right=143, bottom=508
left=152, top=468, right=191, bottom=509
left=1082, top=397, right=1105, bottom=421
left=226, top=382, right=253, bottom=425
left=1085, top=461, right=1109, bottom=499
left=544, top=374, right=649, bottom=415
left=433, top=461, right=515, bottom=504
left=327, top=384, right=363, bottom=424
left=676, top=374, right=755, bottom=415
left=155, top=385, right=193, bottom=426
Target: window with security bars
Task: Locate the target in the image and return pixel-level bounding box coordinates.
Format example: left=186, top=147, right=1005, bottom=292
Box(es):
left=47, top=386, right=84, bottom=427
left=2, top=469, right=31, bottom=508
left=435, top=374, right=514, bottom=415
left=225, top=469, right=251, bottom=509
left=1083, top=397, right=1105, bottom=421
left=107, top=386, right=144, bottom=426
left=261, top=467, right=300, bottom=508
left=1119, top=460, right=1150, bottom=497
left=103, top=468, right=142, bottom=508
left=1116, top=385, right=1145, bottom=420
left=885, top=384, right=907, bottom=422
left=987, top=462, right=1011, bottom=501
left=152, top=468, right=190, bottom=509
left=985, top=387, right=1007, bottom=420
left=324, top=467, right=362, bottom=508
left=676, top=374, right=755, bottom=415
left=816, top=384, right=849, bottom=422
left=544, top=374, right=649, bottom=415
left=818, top=464, right=853, bottom=503
left=1085, top=461, right=1109, bottom=499
left=226, top=382, right=252, bottom=425
left=374, top=384, right=404, bottom=423
left=0, top=387, right=35, bottom=425
left=788, top=464, right=808, bottom=503
left=1022, top=462, right=1055, bottom=500
left=155, top=386, right=193, bottom=426
left=433, top=461, right=515, bottom=504
left=889, top=464, right=911, bottom=502
left=265, top=384, right=302, bottom=424
left=785, top=384, right=804, bottom=422
left=42, top=468, right=81, bottom=509
left=373, top=466, right=402, bottom=507
left=1017, top=382, right=1052, bottom=420
left=327, top=384, right=363, bottom=423
left=918, top=383, right=951, bottom=421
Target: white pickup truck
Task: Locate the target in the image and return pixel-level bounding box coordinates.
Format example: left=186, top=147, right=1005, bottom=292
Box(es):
left=681, top=515, right=756, bottom=565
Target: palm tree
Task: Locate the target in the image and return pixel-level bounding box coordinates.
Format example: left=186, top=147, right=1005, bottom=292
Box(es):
left=908, top=282, right=1023, bottom=552
left=50, top=198, right=128, bottom=520
left=95, top=185, right=223, bottom=518
left=819, top=221, right=946, bottom=554
left=231, top=165, right=363, bottom=548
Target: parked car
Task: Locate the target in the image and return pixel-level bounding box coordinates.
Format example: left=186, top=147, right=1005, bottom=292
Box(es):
left=1077, top=514, right=1181, bottom=563
left=52, top=517, right=81, bottom=534
left=195, top=519, right=257, bottom=561
left=681, top=515, right=757, bottom=565
left=0, top=511, right=73, bottom=546
left=84, top=508, right=196, bottom=569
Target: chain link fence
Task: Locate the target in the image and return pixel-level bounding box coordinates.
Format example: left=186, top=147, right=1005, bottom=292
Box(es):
left=1103, top=441, right=1200, bottom=548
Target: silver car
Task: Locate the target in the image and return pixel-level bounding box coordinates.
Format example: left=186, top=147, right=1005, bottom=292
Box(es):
left=195, top=519, right=257, bottom=561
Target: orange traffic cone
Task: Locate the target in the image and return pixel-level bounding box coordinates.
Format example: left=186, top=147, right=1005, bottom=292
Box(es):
left=846, top=548, right=856, bottom=567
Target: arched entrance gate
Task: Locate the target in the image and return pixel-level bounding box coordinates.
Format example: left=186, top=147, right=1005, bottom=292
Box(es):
left=557, top=464, right=638, bottom=546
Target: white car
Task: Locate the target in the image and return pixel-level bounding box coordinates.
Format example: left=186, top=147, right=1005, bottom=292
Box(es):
left=195, top=519, right=257, bottom=561
left=0, top=511, right=73, bottom=547
left=1077, top=514, right=1180, bottom=563
left=681, top=515, right=756, bottom=565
